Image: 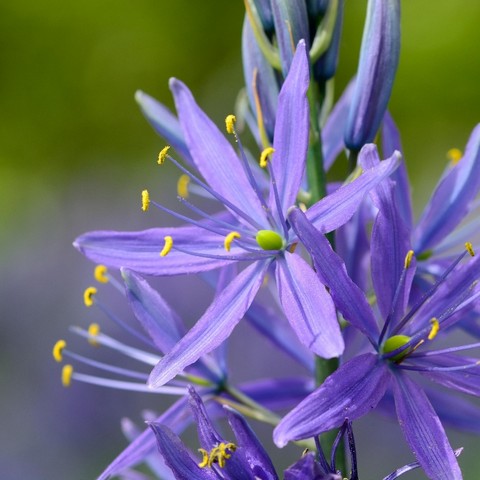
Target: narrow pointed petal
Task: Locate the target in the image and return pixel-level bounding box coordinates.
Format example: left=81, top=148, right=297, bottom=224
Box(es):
left=275, top=253, right=344, bottom=358
left=427, top=387, right=480, bottom=434
left=414, top=124, right=480, bottom=253
left=188, top=386, right=224, bottom=447
left=284, top=453, right=327, bottom=480
left=273, top=353, right=390, bottom=447
left=148, top=260, right=271, bottom=388
left=149, top=424, right=216, bottom=480
left=392, top=373, right=462, bottom=480
left=122, top=269, right=185, bottom=353
left=246, top=300, right=314, bottom=371
left=382, top=112, right=413, bottom=228
left=359, top=144, right=413, bottom=322
left=306, top=149, right=401, bottom=233
left=170, top=78, right=267, bottom=227
left=121, top=418, right=175, bottom=480
left=135, top=90, right=193, bottom=164
left=74, top=225, right=247, bottom=276
left=335, top=202, right=371, bottom=293
left=271, top=0, right=310, bottom=75
left=268, top=41, right=309, bottom=214
left=345, top=0, right=401, bottom=150
left=289, top=207, right=379, bottom=343
left=321, top=79, right=354, bottom=171
left=225, top=406, right=279, bottom=480
left=97, top=397, right=190, bottom=480
left=416, top=353, right=480, bottom=397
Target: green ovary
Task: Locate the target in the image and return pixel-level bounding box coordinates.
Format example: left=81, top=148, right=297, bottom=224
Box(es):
left=382, top=334, right=412, bottom=362
left=256, top=230, right=284, bottom=251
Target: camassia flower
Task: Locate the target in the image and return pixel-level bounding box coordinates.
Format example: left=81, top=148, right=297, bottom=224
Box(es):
left=274, top=200, right=480, bottom=479
left=75, top=41, right=401, bottom=388
left=53, top=265, right=313, bottom=479
left=151, top=387, right=364, bottom=480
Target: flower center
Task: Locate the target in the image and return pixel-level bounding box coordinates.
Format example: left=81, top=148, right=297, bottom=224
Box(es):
left=381, top=334, right=412, bottom=362
left=256, top=230, right=284, bottom=251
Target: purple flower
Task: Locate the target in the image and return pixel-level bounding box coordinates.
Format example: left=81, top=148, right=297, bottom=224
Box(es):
left=344, top=0, right=401, bottom=151
left=382, top=117, right=480, bottom=284
left=275, top=174, right=480, bottom=478
left=53, top=266, right=313, bottom=479
left=75, top=41, right=401, bottom=388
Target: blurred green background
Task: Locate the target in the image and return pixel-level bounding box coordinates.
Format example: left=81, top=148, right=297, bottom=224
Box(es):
left=1, top=1, right=479, bottom=478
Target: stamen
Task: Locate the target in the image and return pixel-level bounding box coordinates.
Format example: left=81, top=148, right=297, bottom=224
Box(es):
left=62, top=364, right=73, bottom=387
left=177, top=174, right=190, bottom=198
left=171, top=243, right=274, bottom=261
left=69, top=372, right=187, bottom=394
left=198, top=442, right=237, bottom=468
left=88, top=323, right=100, bottom=346
left=447, top=147, right=462, bottom=164
left=158, top=145, right=171, bottom=164
left=198, top=449, right=209, bottom=468
left=225, top=114, right=236, bottom=134
left=53, top=340, right=66, bottom=362
left=224, top=231, right=241, bottom=252
left=160, top=236, right=173, bottom=257
left=60, top=349, right=149, bottom=381
left=141, top=190, right=150, bottom=212
left=162, top=152, right=264, bottom=230
left=392, top=248, right=470, bottom=335
left=404, top=250, right=415, bottom=268
left=466, top=242, right=475, bottom=257
left=428, top=318, right=440, bottom=340
left=94, top=265, right=109, bottom=283
left=70, top=326, right=160, bottom=366
left=83, top=287, right=97, bottom=307
left=252, top=68, right=270, bottom=148
left=260, top=147, right=275, bottom=168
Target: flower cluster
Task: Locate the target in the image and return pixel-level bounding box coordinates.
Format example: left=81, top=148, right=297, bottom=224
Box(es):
left=55, top=1, right=480, bottom=479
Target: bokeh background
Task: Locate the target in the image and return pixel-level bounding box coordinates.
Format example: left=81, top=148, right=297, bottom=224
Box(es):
left=1, top=1, right=480, bottom=478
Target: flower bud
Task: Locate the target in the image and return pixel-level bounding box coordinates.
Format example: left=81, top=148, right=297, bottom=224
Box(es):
left=242, top=16, right=279, bottom=142
left=344, top=0, right=401, bottom=152
left=313, top=0, right=344, bottom=81
left=252, top=0, right=274, bottom=34
left=271, top=0, right=310, bottom=76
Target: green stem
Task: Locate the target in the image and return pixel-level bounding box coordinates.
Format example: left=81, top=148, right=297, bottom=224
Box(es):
left=306, top=80, right=327, bottom=207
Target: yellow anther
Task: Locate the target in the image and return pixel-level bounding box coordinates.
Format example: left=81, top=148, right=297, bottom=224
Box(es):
left=466, top=242, right=475, bottom=257
left=198, top=448, right=210, bottom=468
left=225, top=114, right=236, bottom=134
left=260, top=147, right=275, bottom=168
left=88, top=323, right=100, bottom=346
left=83, top=287, right=97, bottom=307
left=53, top=340, right=66, bottom=362
left=141, top=189, right=150, bottom=212
left=224, top=231, right=241, bottom=252
left=62, top=364, right=73, bottom=387
left=302, top=448, right=310, bottom=457
left=158, top=145, right=171, bottom=164
left=428, top=318, right=440, bottom=341
left=160, top=236, right=173, bottom=257
left=404, top=250, right=415, bottom=268
left=177, top=174, right=190, bottom=198
left=94, top=265, right=109, bottom=283
left=447, top=148, right=462, bottom=165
